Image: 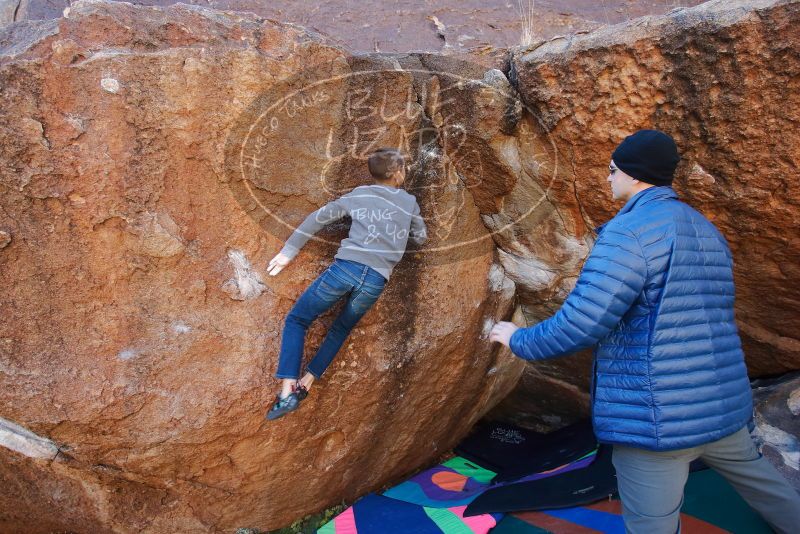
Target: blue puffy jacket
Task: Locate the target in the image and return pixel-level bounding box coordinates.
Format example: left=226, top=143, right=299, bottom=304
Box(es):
left=509, top=186, right=753, bottom=451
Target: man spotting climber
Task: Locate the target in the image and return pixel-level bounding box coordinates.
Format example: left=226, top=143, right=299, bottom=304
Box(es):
left=489, top=130, right=800, bottom=533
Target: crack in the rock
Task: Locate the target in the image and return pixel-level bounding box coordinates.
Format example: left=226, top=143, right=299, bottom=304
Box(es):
left=12, top=0, right=22, bottom=23
left=569, top=147, right=595, bottom=232
left=174, top=475, right=235, bottom=496
left=502, top=55, right=595, bottom=237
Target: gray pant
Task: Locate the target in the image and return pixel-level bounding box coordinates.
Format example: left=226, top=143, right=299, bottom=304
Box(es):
left=612, top=426, right=800, bottom=534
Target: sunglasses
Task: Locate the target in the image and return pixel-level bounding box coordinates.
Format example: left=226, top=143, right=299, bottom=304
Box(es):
left=609, top=164, right=620, bottom=174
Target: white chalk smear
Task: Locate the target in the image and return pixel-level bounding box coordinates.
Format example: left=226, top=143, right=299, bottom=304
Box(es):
left=101, top=78, right=120, bottom=93
left=117, top=348, right=138, bottom=361
left=787, top=387, right=800, bottom=416
left=222, top=249, right=266, bottom=300
left=0, top=416, right=60, bottom=460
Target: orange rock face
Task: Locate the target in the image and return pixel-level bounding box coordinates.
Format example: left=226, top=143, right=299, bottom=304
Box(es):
left=489, top=0, right=800, bottom=428
left=0, top=2, right=524, bottom=531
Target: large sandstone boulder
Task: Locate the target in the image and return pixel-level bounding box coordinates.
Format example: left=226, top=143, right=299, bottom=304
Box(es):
left=489, top=0, right=800, bottom=428
left=0, top=1, right=526, bottom=531
left=2, top=0, right=799, bottom=529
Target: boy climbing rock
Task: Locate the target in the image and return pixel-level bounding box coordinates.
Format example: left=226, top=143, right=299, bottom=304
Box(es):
left=265, top=148, right=427, bottom=420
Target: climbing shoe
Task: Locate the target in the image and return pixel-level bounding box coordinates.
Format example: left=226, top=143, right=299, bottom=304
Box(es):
left=265, top=392, right=302, bottom=421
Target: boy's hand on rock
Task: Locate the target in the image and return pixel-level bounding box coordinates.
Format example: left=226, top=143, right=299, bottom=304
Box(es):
left=267, top=253, right=291, bottom=276
left=489, top=321, right=519, bottom=347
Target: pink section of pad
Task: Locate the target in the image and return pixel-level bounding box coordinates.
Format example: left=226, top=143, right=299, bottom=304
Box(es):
left=333, top=506, right=358, bottom=533
left=449, top=505, right=497, bottom=534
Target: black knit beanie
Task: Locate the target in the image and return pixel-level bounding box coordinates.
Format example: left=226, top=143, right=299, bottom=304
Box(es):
left=611, top=130, right=680, bottom=186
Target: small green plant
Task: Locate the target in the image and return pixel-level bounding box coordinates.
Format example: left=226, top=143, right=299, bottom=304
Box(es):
left=258, top=502, right=348, bottom=534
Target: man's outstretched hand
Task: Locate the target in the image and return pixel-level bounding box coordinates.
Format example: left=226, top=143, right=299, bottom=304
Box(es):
left=267, top=252, right=292, bottom=276
left=489, top=321, right=519, bottom=347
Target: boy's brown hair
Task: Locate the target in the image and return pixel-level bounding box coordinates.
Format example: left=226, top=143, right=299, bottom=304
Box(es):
left=368, top=148, right=405, bottom=181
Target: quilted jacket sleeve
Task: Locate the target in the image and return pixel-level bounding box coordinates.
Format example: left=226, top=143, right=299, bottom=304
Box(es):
left=508, top=223, right=648, bottom=361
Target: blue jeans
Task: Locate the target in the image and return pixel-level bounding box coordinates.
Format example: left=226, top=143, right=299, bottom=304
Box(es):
left=275, top=259, right=387, bottom=380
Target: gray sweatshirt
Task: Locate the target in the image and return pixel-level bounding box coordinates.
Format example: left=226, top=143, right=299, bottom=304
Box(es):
left=279, top=184, right=427, bottom=280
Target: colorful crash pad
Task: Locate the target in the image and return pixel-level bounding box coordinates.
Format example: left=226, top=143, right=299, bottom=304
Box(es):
left=464, top=448, right=611, bottom=516
left=455, top=420, right=597, bottom=483
left=489, top=468, right=772, bottom=533
left=454, top=421, right=546, bottom=475
left=382, top=456, right=496, bottom=508
left=316, top=493, right=501, bottom=534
